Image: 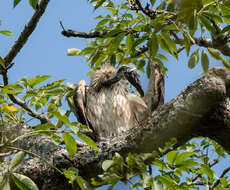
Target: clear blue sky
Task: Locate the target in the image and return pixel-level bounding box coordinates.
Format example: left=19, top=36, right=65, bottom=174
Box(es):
left=0, top=1, right=228, bottom=189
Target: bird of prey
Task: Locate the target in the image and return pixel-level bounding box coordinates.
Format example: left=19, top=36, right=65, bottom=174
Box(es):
left=73, top=65, right=147, bottom=139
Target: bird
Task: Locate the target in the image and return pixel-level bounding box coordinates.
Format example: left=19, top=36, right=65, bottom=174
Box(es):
left=73, top=64, right=147, bottom=139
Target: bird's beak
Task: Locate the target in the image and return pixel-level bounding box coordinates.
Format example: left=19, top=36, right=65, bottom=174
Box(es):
left=129, top=67, right=136, bottom=72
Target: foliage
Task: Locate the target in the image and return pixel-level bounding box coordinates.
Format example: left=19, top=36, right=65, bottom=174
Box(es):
left=68, top=0, right=230, bottom=73
left=92, top=138, right=229, bottom=189
left=0, top=0, right=230, bottom=189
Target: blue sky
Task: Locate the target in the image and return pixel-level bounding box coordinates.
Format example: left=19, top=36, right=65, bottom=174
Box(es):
left=0, top=0, right=229, bottom=189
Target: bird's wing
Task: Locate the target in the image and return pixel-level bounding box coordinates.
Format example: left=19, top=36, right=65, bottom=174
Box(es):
left=73, top=80, right=87, bottom=125
left=73, top=80, right=94, bottom=132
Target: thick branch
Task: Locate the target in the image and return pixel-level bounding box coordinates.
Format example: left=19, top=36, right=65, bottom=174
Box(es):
left=62, top=29, right=107, bottom=38
left=3, top=0, right=50, bottom=67
left=10, top=67, right=230, bottom=189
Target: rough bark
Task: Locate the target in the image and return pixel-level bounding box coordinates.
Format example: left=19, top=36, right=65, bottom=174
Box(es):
left=5, top=66, right=230, bottom=190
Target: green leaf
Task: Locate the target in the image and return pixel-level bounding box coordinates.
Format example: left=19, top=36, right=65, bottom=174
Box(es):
left=199, top=15, right=216, bottom=36
left=207, top=48, right=222, bottom=60
left=0, top=176, right=11, bottom=190
left=11, top=173, right=39, bottom=190
left=175, top=152, right=195, bottom=165
left=29, top=0, right=38, bottom=9
left=19, top=76, right=28, bottom=87
left=109, top=33, right=125, bottom=53
left=153, top=179, right=164, bottom=190
left=63, top=132, right=77, bottom=157
left=0, top=56, right=5, bottom=68
left=148, top=33, right=158, bottom=58
left=220, top=5, right=230, bottom=24
left=177, top=159, right=200, bottom=168
left=202, top=11, right=223, bottom=23
left=102, top=160, right=114, bottom=171
left=126, top=34, right=134, bottom=54
left=105, top=29, right=123, bottom=38
left=219, top=177, right=228, bottom=187
left=200, top=165, right=214, bottom=179
left=67, top=48, right=81, bottom=56
left=28, top=75, right=51, bottom=88
left=188, top=49, right=199, bottom=69
left=0, top=30, right=15, bottom=36
left=63, top=167, right=78, bottom=185
left=161, top=32, right=177, bottom=53
left=201, top=50, right=209, bottom=72
left=166, top=151, right=178, bottom=166
left=76, top=176, right=92, bottom=190
left=150, top=0, right=156, bottom=6
left=10, top=151, right=26, bottom=170
left=13, top=0, right=22, bottom=8
left=77, top=132, right=99, bottom=151
left=143, top=175, right=153, bottom=188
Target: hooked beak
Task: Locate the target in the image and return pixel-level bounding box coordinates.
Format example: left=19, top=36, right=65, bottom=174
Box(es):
left=124, top=69, right=144, bottom=97
left=128, top=67, right=136, bottom=72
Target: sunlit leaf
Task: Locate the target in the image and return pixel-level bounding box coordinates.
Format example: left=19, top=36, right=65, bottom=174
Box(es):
left=77, top=132, right=98, bottom=151
left=9, top=151, right=26, bottom=170
left=166, top=151, right=178, bottom=166
left=0, top=30, right=15, bottom=36
left=0, top=56, right=5, bottom=68
left=161, top=32, right=177, bottom=53
left=201, top=50, right=209, bottom=72
left=175, top=152, right=195, bottom=165
left=188, top=49, right=199, bottom=69
left=109, top=33, right=125, bottom=53
left=11, top=173, right=39, bottom=190
left=199, top=15, right=216, bottom=36
left=28, top=75, right=51, bottom=88
left=148, top=33, right=158, bottom=59
left=1, top=104, right=19, bottom=111
left=102, top=160, right=114, bottom=171
left=67, top=48, right=81, bottom=56
left=0, top=176, right=11, bottom=190
left=63, top=132, right=77, bottom=157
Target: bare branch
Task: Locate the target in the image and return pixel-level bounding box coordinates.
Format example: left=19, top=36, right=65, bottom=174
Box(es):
left=61, top=29, right=107, bottom=38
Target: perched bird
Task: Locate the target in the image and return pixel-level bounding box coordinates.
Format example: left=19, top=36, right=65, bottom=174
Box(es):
left=73, top=65, right=147, bottom=139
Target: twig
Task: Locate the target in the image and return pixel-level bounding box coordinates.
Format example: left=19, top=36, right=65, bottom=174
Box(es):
left=3, top=0, right=51, bottom=67
left=0, top=150, right=17, bottom=157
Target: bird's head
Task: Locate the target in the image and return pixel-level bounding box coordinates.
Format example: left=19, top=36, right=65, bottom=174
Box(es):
left=117, top=65, right=136, bottom=77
